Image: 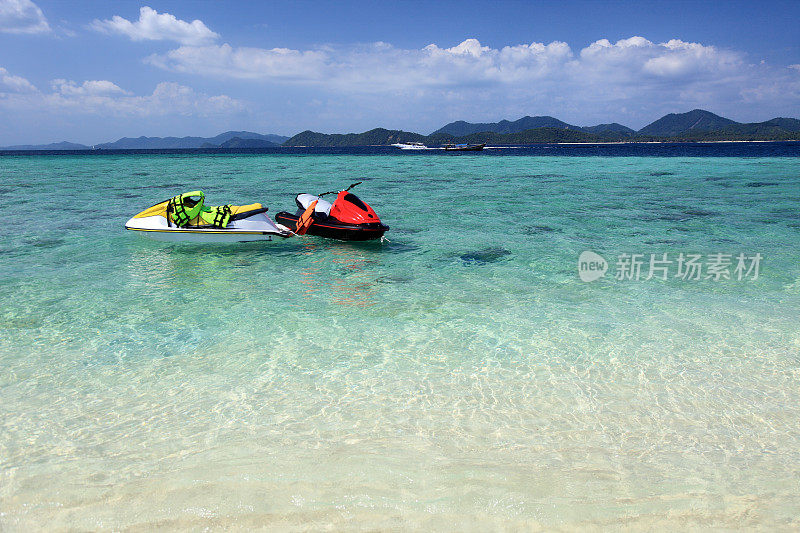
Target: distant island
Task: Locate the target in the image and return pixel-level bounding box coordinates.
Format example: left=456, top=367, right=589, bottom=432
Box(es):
left=2, top=110, right=799, bottom=150
left=0, top=131, right=289, bottom=151
left=283, top=110, right=800, bottom=147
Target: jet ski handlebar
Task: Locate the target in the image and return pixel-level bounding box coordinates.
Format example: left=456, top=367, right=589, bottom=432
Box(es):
left=318, top=181, right=362, bottom=197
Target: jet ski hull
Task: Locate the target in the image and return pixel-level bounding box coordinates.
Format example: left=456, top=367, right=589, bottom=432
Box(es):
left=126, top=205, right=291, bottom=243
left=274, top=212, right=388, bottom=241
left=126, top=223, right=284, bottom=243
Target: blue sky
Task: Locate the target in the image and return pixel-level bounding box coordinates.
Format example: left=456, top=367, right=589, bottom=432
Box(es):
left=1, top=0, right=799, bottom=144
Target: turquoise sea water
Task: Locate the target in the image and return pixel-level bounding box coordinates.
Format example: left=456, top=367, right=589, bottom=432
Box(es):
left=1, top=152, right=799, bottom=529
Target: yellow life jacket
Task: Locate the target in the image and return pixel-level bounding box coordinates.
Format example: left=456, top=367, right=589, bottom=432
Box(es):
left=166, top=191, right=233, bottom=228
left=166, top=191, right=204, bottom=227
left=199, top=204, right=232, bottom=228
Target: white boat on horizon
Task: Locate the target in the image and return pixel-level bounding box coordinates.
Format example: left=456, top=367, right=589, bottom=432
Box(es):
left=391, top=141, right=430, bottom=150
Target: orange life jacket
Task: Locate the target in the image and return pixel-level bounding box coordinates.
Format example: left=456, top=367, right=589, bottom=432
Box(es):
left=295, top=199, right=318, bottom=235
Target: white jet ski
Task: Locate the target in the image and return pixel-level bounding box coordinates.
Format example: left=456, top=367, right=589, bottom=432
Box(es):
left=125, top=191, right=292, bottom=243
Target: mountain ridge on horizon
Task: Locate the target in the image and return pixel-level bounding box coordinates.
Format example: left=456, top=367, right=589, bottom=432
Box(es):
left=96, top=131, right=289, bottom=150
left=2, top=110, right=800, bottom=150
left=430, top=109, right=790, bottom=137
left=283, top=109, right=800, bottom=147
left=0, top=131, right=289, bottom=151
left=431, top=116, right=589, bottom=136
left=284, top=109, right=800, bottom=146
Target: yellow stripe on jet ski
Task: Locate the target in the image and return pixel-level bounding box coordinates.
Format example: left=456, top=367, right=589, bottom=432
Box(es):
left=131, top=200, right=169, bottom=219
left=125, top=227, right=273, bottom=235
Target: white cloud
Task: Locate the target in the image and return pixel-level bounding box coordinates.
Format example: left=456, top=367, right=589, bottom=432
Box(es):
left=51, top=79, right=129, bottom=96
left=440, top=38, right=490, bottom=58
left=91, top=6, right=218, bottom=45
left=146, top=43, right=327, bottom=81
left=42, top=81, right=243, bottom=117
left=0, top=68, right=242, bottom=117
left=146, top=36, right=746, bottom=90
left=0, top=0, right=50, bottom=34
left=576, top=36, right=742, bottom=83
left=142, top=35, right=800, bottom=128
left=0, top=66, right=37, bottom=92
left=146, top=38, right=578, bottom=90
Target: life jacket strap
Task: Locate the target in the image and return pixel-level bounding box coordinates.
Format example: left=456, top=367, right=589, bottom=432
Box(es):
left=167, top=191, right=205, bottom=228
left=199, top=204, right=232, bottom=228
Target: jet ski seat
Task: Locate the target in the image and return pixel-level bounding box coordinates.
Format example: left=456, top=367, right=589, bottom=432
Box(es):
left=295, top=193, right=333, bottom=217
left=229, top=206, right=268, bottom=221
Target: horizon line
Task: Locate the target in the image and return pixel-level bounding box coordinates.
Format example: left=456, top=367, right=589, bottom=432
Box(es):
left=3, top=108, right=800, bottom=148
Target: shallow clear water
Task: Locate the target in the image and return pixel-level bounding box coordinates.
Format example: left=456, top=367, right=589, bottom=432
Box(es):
left=1, top=152, right=799, bottom=529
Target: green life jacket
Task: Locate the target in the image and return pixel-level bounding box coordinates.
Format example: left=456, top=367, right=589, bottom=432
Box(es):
left=166, top=191, right=232, bottom=228
left=167, top=191, right=204, bottom=227
left=199, top=204, right=232, bottom=228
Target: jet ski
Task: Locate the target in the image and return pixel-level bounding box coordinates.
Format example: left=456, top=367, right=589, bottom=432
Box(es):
left=274, top=182, right=389, bottom=241
left=125, top=190, right=291, bottom=243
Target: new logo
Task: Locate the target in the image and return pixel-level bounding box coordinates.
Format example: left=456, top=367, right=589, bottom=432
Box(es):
left=578, top=251, right=607, bottom=282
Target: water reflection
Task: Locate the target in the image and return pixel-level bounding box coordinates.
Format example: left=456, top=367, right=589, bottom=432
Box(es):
left=125, top=241, right=285, bottom=290
left=125, top=237, right=386, bottom=308
left=297, top=240, right=381, bottom=308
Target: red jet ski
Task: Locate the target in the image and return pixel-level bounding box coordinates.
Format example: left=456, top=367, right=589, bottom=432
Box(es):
left=275, top=182, right=389, bottom=241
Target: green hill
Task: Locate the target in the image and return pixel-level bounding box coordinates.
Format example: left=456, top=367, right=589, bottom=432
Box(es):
left=432, top=116, right=583, bottom=136
left=211, top=137, right=279, bottom=148
left=758, top=117, right=800, bottom=132
left=286, top=127, right=610, bottom=147
left=97, top=131, right=288, bottom=149
left=437, top=128, right=608, bottom=144
left=583, top=123, right=635, bottom=136
left=637, top=109, right=738, bottom=136
left=283, top=109, right=800, bottom=146
left=668, top=123, right=800, bottom=141
left=283, top=128, right=427, bottom=147
left=0, top=141, right=90, bottom=150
